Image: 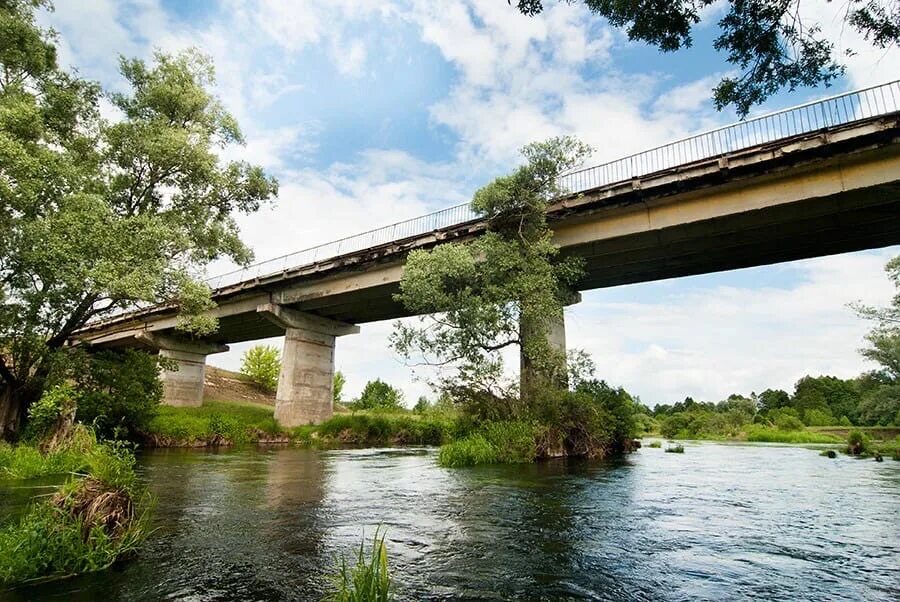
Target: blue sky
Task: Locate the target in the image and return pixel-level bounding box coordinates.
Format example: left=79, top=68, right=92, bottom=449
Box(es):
left=43, top=0, right=899, bottom=406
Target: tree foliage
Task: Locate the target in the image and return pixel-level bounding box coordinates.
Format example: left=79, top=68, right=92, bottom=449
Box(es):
left=510, top=0, right=900, bottom=116
left=240, top=345, right=281, bottom=393
left=0, top=1, right=277, bottom=437
left=333, top=371, right=346, bottom=404
left=354, top=379, right=404, bottom=411
left=391, top=136, right=589, bottom=403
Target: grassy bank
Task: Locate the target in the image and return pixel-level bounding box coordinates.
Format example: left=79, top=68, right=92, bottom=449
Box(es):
left=145, top=399, right=287, bottom=446
left=143, top=399, right=461, bottom=448
left=0, top=428, right=150, bottom=585
left=744, top=427, right=843, bottom=444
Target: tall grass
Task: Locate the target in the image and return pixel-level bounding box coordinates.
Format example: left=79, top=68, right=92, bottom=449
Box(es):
left=312, top=412, right=456, bottom=446
left=0, top=425, right=96, bottom=479
left=0, top=432, right=151, bottom=585
left=325, top=529, right=393, bottom=602
left=437, top=420, right=537, bottom=468
left=146, top=400, right=285, bottom=444
left=745, top=427, right=842, bottom=444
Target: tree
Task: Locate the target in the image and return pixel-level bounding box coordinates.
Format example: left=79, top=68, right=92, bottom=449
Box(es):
left=413, top=395, right=431, bottom=413
left=355, top=379, right=404, bottom=411
left=333, top=371, right=346, bottom=404
left=0, top=1, right=278, bottom=438
left=791, top=375, right=860, bottom=425
left=391, top=136, right=589, bottom=408
left=240, top=345, right=281, bottom=393
left=510, top=0, right=900, bottom=116
left=757, top=388, right=790, bottom=414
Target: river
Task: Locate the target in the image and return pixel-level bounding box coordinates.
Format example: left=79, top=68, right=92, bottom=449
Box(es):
left=1, top=442, right=898, bottom=601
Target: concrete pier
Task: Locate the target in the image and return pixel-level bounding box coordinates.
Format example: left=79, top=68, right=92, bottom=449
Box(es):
left=136, top=332, right=228, bottom=407
left=257, top=304, right=359, bottom=427
left=520, top=293, right=580, bottom=400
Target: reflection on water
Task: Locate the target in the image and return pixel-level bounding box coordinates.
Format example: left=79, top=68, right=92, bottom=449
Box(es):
left=1, top=442, right=898, bottom=601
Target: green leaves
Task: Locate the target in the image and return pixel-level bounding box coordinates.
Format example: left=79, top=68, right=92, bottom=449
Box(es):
left=392, top=136, right=589, bottom=403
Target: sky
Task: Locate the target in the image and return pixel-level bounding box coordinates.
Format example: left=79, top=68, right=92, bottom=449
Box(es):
left=42, top=0, right=900, bottom=407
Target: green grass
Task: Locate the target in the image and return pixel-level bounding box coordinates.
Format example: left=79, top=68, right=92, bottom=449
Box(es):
left=0, top=431, right=150, bottom=585
left=646, top=441, right=662, bottom=448
left=146, top=400, right=285, bottom=444
left=310, top=412, right=457, bottom=446
left=0, top=426, right=97, bottom=479
left=664, top=443, right=685, bottom=453
left=325, top=529, right=393, bottom=602
left=437, top=420, right=537, bottom=468
left=745, top=427, right=843, bottom=444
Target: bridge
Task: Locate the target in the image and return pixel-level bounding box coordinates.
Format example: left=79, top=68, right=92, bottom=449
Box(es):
left=75, top=81, right=900, bottom=427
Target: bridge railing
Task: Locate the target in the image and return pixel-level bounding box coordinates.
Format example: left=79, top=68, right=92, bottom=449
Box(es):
left=206, top=80, right=900, bottom=291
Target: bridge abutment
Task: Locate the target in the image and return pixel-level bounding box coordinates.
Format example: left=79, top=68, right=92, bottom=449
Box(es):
left=136, top=333, right=228, bottom=407
left=257, top=304, right=359, bottom=427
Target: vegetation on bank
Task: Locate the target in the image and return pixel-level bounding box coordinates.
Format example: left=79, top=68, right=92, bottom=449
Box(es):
left=0, top=427, right=150, bottom=585
left=145, top=400, right=285, bottom=445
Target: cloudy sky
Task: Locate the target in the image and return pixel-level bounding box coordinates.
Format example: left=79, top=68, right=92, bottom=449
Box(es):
left=44, top=0, right=899, bottom=407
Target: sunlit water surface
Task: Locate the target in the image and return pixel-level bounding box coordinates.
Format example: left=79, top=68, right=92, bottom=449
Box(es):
left=1, top=442, right=898, bottom=601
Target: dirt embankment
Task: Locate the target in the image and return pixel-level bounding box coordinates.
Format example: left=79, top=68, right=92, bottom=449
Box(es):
left=203, top=366, right=275, bottom=405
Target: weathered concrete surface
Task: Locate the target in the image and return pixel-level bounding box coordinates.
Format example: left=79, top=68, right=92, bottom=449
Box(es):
left=74, top=115, right=900, bottom=347
left=159, top=348, right=208, bottom=408
left=135, top=332, right=228, bottom=408
left=520, top=293, right=580, bottom=399
left=257, top=304, right=359, bottom=427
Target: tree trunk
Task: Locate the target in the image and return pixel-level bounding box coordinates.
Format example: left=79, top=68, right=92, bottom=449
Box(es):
left=0, top=383, right=26, bottom=442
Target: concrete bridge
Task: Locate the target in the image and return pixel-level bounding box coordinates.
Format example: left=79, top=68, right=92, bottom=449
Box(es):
left=74, top=82, right=900, bottom=426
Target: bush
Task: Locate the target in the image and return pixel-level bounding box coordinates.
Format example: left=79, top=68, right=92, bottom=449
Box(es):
left=240, top=345, right=281, bottom=392
left=75, top=350, right=164, bottom=439
left=846, top=429, right=869, bottom=455
left=354, top=379, right=404, bottom=411
left=0, top=425, right=95, bottom=479
left=665, top=443, right=685, bottom=453
left=775, top=413, right=805, bottom=431
left=326, top=529, right=393, bottom=602
left=26, top=383, right=78, bottom=440
left=333, top=371, right=346, bottom=403
left=314, top=413, right=454, bottom=446
left=647, top=440, right=662, bottom=448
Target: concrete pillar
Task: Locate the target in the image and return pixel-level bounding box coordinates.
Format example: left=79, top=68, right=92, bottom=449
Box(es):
left=520, top=292, right=581, bottom=401
left=257, top=303, right=359, bottom=427
left=135, top=332, right=228, bottom=407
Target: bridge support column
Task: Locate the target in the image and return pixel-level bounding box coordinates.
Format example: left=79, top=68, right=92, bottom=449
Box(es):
left=257, top=304, right=359, bottom=427
left=135, top=333, right=228, bottom=408
left=520, top=292, right=581, bottom=401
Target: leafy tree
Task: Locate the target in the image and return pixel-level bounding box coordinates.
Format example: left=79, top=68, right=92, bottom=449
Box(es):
left=791, top=375, right=860, bottom=425
left=73, top=349, right=164, bottom=439
left=413, top=396, right=431, bottom=413
left=355, top=379, right=404, bottom=411
left=391, top=136, right=589, bottom=406
left=0, top=1, right=277, bottom=438
left=510, top=0, right=899, bottom=116
left=333, top=371, right=346, bottom=404
left=240, top=345, right=281, bottom=393
left=757, top=388, right=790, bottom=414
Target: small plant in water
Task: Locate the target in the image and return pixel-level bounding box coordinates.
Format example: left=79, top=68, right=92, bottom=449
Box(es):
left=664, top=443, right=685, bottom=454
left=325, top=528, right=393, bottom=602
left=647, top=441, right=662, bottom=448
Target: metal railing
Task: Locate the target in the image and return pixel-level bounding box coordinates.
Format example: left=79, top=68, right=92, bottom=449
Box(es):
left=206, top=80, right=900, bottom=291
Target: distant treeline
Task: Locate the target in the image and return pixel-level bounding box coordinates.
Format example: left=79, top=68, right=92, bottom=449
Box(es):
left=647, top=373, right=899, bottom=440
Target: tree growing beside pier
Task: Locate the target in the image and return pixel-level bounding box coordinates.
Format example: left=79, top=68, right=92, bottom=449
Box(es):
left=0, top=1, right=278, bottom=439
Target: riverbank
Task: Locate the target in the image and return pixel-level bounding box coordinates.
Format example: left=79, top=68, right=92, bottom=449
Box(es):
left=0, top=427, right=150, bottom=586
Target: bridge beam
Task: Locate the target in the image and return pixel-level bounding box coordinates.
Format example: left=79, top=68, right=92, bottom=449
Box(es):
left=135, top=332, right=228, bottom=408
left=257, top=304, right=360, bottom=427
left=520, top=292, right=581, bottom=401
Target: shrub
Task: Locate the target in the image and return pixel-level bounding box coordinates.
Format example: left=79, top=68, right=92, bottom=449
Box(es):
left=775, top=413, right=805, bottom=431
left=846, top=429, right=869, bottom=455
left=437, top=420, right=536, bottom=467
left=313, top=413, right=454, bottom=446
left=413, top=396, right=431, bottom=413
left=75, top=349, right=164, bottom=439
left=26, top=383, right=78, bottom=440
left=240, top=345, right=281, bottom=392
left=665, top=443, right=685, bottom=453
left=326, top=529, right=393, bottom=602
left=354, top=379, right=404, bottom=411
left=647, top=441, right=662, bottom=448
left=804, top=408, right=836, bottom=426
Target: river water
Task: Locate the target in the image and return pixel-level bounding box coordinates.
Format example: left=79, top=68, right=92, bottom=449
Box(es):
left=1, top=442, right=898, bottom=601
